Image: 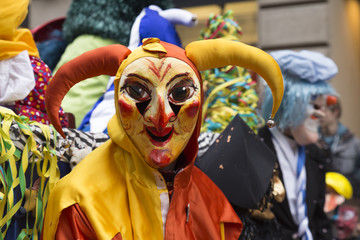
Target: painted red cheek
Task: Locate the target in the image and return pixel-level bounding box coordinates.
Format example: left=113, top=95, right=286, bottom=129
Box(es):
left=118, top=98, right=134, bottom=118
left=185, top=100, right=199, bottom=118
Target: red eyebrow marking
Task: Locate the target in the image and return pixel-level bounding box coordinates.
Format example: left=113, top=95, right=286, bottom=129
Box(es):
left=161, top=64, right=171, bottom=82
left=166, top=73, right=191, bottom=87
left=146, top=59, right=163, bottom=78
left=146, top=58, right=172, bottom=82
left=126, top=73, right=150, bottom=83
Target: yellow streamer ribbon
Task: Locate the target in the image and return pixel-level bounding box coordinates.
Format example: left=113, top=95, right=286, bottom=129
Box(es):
left=0, top=106, right=60, bottom=240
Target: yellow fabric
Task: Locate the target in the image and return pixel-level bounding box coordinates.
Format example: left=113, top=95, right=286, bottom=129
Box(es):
left=220, top=222, right=225, bottom=240
left=42, top=115, right=168, bottom=239
left=0, top=0, right=40, bottom=60
left=0, top=107, right=59, bottom=239
left=185, top=39, right=283, bottom=119
left=142, top=38, right=167, bottom=53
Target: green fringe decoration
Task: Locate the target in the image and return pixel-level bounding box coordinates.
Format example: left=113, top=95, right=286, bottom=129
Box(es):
left=199, top=11, right=265, bottom=134
left=0, top=107, right=59, bottom=240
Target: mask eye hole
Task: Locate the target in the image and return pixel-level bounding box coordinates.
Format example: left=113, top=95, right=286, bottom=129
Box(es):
left=313, top=104, right=321, bottom=110
left=169, top=102, right=181, bottom=116
left=122, top=83, right=151, bottom=102
left=136, top=99, right=151, bottom=115
left=168, top=81, right=197, bottom=104
left=169, top=86, right=194, bottom=103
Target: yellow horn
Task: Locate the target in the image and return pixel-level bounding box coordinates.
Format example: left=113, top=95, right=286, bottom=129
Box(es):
left=185, top=39, right=283, bottom=127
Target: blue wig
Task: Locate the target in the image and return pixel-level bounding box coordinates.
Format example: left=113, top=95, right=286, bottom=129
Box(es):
left=261, top=50, right=338, bottom=131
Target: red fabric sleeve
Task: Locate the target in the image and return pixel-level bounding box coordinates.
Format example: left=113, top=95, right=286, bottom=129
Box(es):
left=225, top=222, right=243, bottom=240
left=55, top=204, right=98, bottom=240
left=54, top=204, right=123, bottom=240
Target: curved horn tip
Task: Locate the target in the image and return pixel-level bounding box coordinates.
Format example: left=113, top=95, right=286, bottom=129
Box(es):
left=53, top=124, right=66, bottom=138
left=266, top=118, right=275, bottom=128
left=58, top=129, right=66, bottom=139
left=50, top=118, right=66, bottom=138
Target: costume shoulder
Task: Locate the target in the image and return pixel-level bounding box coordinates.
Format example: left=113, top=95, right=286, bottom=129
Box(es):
left=43, top=139, right=127, bottom=239
left=55, top=139, right=126, bottom=192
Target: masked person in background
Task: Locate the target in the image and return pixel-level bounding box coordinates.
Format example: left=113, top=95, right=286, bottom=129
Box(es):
left=317, top=95, right=360, bottom=199
left=41, top=38, right=284, bottom=239
left=258, top=50, right=337, bottom=240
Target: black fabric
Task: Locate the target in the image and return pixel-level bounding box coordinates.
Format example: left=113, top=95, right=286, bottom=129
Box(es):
left=196, top=115, right=277, bottom=209
left=257, top=127, right=333, bottom=240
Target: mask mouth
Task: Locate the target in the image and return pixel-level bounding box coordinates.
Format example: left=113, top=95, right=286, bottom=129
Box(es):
left=303, top=116, right=320, bottom=132
left=146, top=127, right=174, bottom=146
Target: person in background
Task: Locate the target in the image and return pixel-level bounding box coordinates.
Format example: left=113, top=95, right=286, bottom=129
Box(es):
left=258, top=50, right=337, bottom=239
left=323, top=172, right=360, bottom=239
left=0, top=0, right=68, bottom=127
left=317, top=95, right=360, bottom=198
left=334, top=204, right=360, bottom=240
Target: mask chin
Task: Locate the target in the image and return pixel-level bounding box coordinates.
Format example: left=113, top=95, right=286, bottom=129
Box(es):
left=290, top=105, right=322, bottom=145
left=291, top=123, right=319, bottom=145
left=147, top=149, right=173, bottom=169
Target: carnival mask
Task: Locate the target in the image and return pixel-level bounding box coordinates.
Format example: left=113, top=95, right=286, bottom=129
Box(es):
left=336, top=206, right=358, bottom=239
left=291, top=95, right=326, bottom=145
left=118, top=57, right=201, bottom=169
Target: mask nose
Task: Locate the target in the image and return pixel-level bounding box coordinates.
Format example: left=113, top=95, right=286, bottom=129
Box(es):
left=144, top=96, right=175, bottom=131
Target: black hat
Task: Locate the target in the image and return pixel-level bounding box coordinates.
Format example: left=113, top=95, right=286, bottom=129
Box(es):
left=196, top=114, right=277, bottom=209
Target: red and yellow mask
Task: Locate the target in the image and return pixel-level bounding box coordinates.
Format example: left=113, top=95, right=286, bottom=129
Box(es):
left=117, top=57, right=201, bottom=168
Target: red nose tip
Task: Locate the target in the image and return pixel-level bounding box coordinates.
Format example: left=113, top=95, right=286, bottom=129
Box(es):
left=326, top=95, right=337, bottom=106
left=151, top=99, right=174, bottom=131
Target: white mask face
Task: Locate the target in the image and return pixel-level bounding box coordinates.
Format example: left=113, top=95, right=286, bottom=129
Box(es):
left=291, top=95, right=326, bottom=145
